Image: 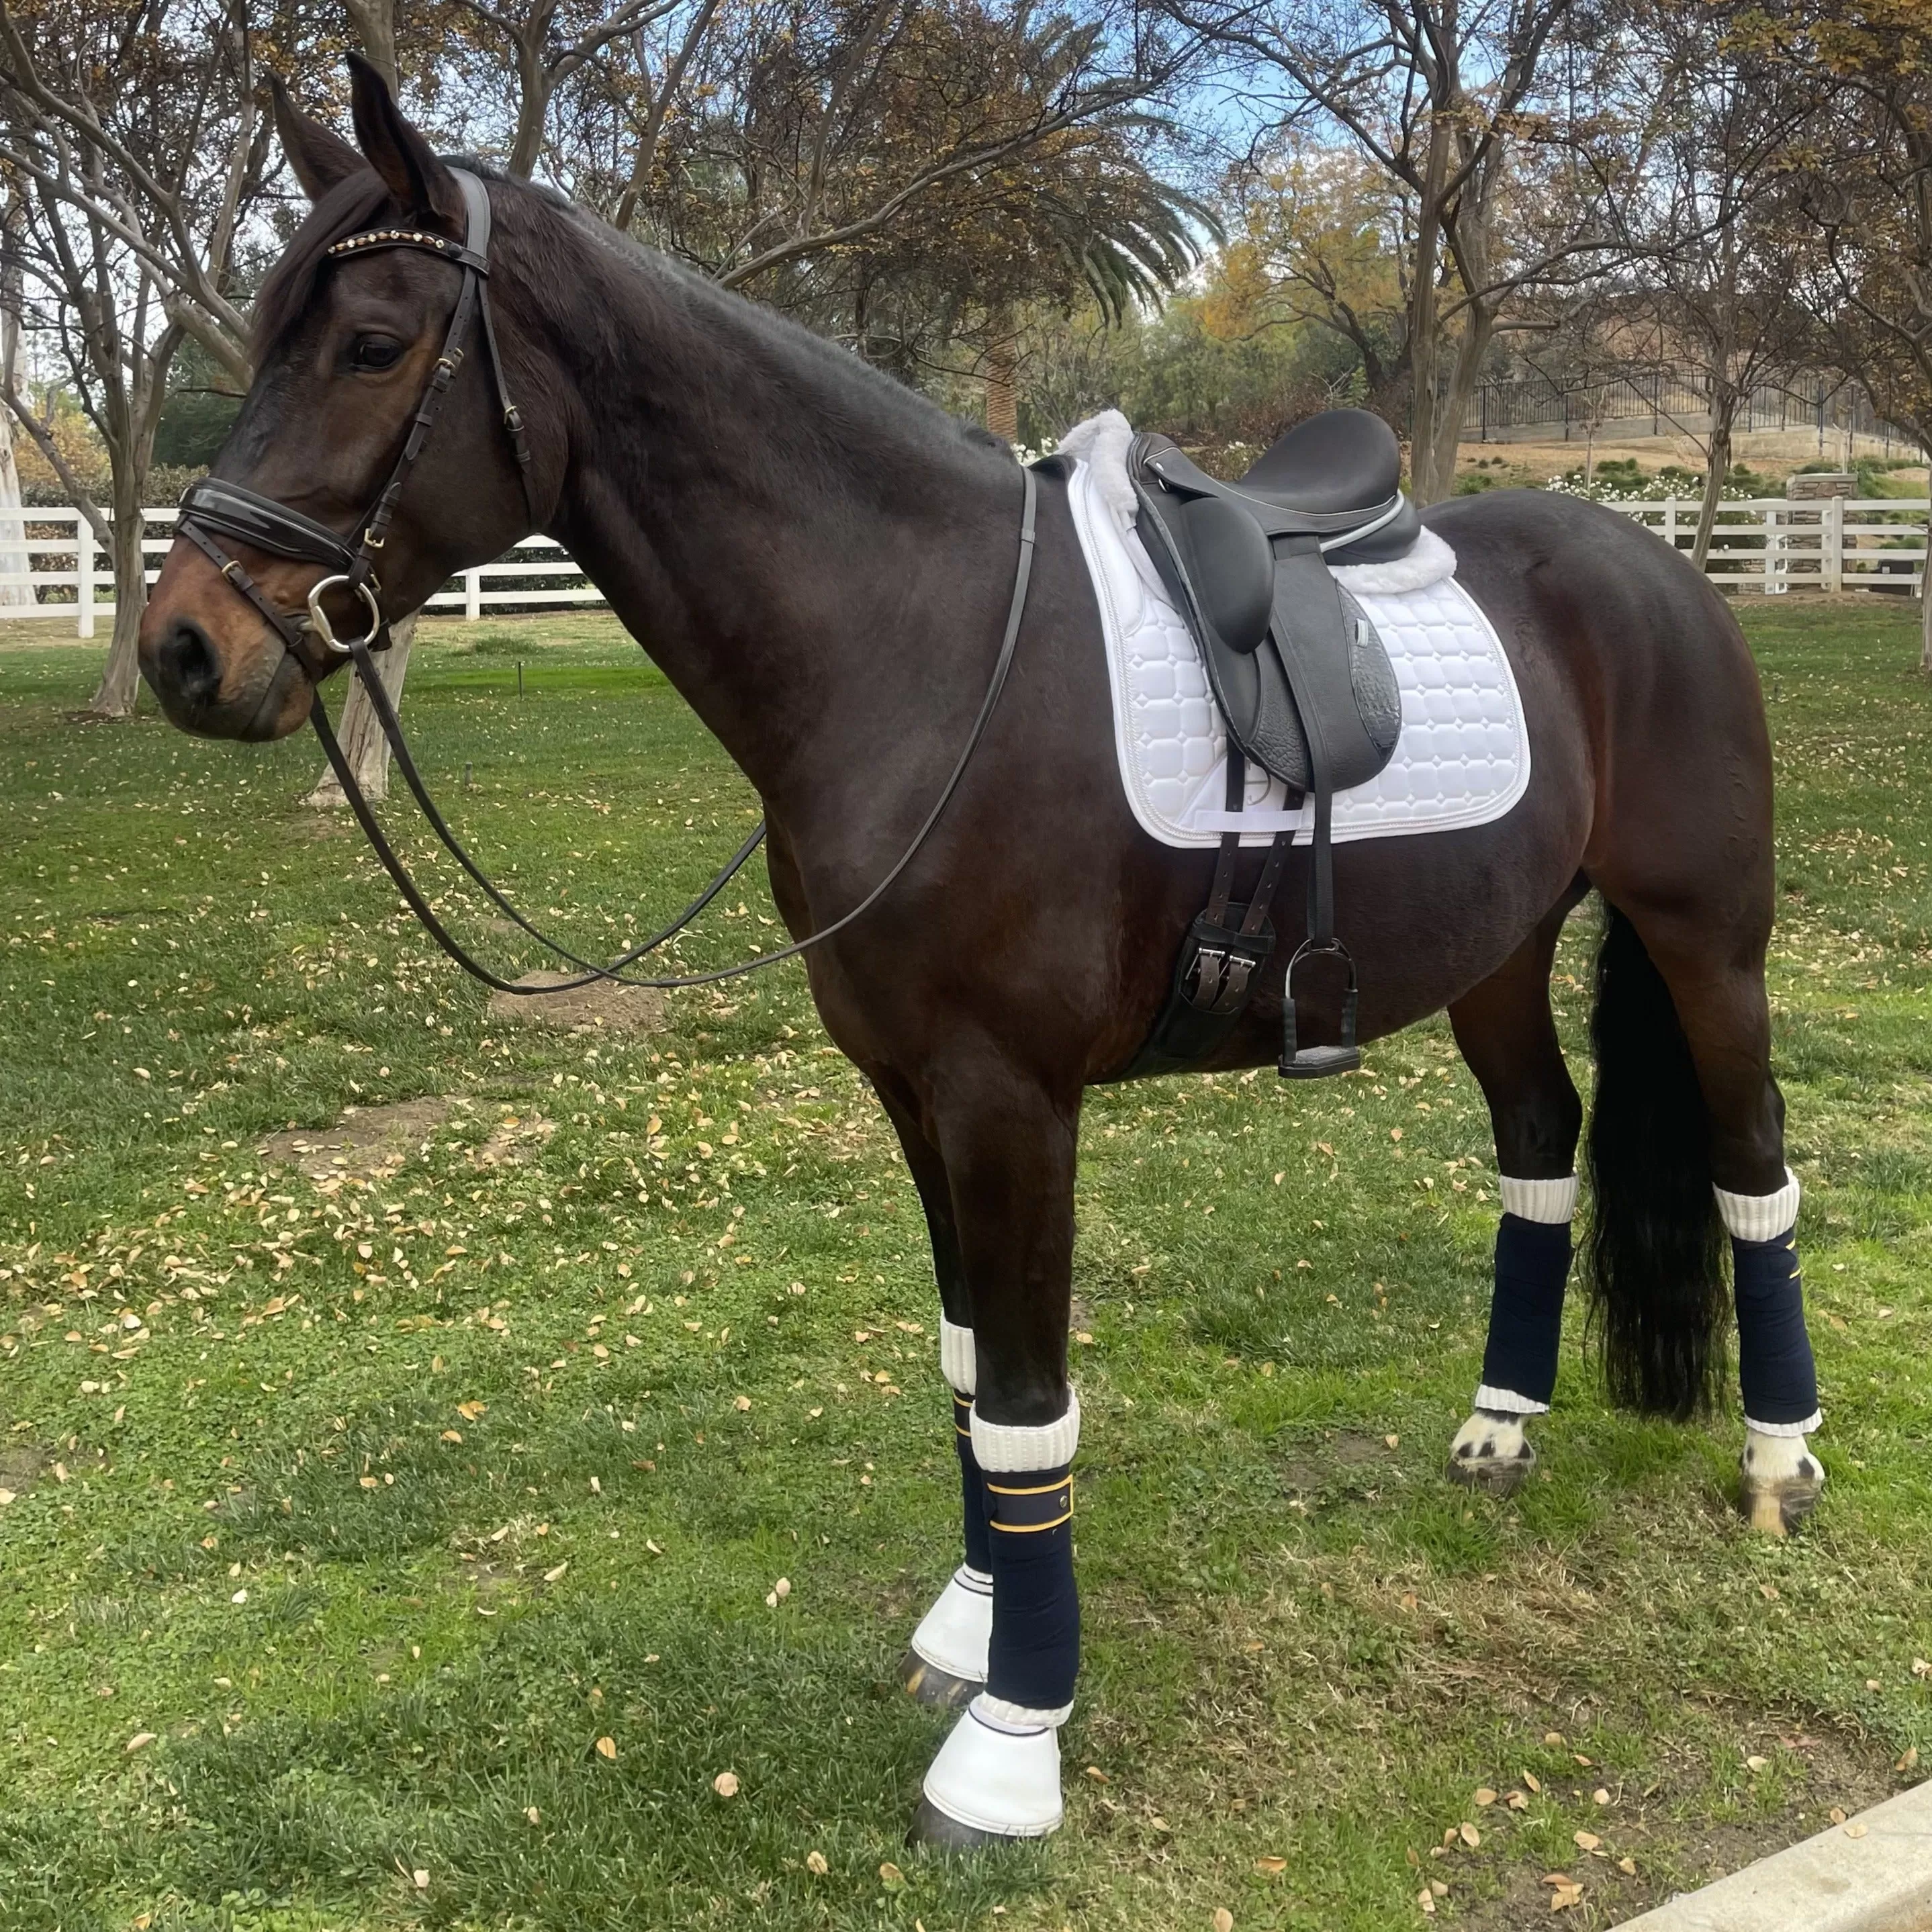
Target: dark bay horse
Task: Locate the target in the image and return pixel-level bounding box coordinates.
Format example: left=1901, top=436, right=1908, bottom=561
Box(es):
left=138, top=59, right=1824, bottom=1847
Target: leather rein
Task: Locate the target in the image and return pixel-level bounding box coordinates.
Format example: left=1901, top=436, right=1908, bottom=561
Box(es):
left=177, top=167, right=1039, bottom=995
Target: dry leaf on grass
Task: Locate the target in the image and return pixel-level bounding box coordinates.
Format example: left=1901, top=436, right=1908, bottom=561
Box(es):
left=1898, top=1747, right=1920, bottom=1772
left=1213, top=1911, right=1234, bottom=1932
left=1573, top=1831, right=1600, bottom=1851
left=713, top=1770, right=739, bottom=1797
left=1745, top=1755, right=1769, bottom=1772
left=1473, top=1788, right=1497, bottom=1806
left=1845, top=1822, right=1869, bottom=1839
left=594, top=1736, right=616, bottom=1761
left=1458, top=1823, right=1480, bottom=1848
left=1254, top=1856, right=1287, bottom=1876
left=878, top=1861, right=905, bottom=1891
left=1830, top=1807, right=1847, bottom=1825
left=805, top=1850, right=829, bottom=1876
left=124, top=1733, right=156, bottom=1753
left=1416, top=1890, right=1436, bottom=1917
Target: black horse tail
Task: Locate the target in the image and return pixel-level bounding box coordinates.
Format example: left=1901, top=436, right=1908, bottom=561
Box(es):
left=1585, top=901, right=1728, bottom=1420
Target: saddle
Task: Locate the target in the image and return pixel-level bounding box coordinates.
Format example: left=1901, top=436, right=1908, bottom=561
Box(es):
left=1122, top=409, right=1415, bottom=1080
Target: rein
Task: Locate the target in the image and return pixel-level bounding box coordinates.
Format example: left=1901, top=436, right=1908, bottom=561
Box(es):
left=179, top=168, right=1040, bottom=993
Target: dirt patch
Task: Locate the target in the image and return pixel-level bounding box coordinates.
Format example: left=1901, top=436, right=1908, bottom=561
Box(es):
left=484, top=970, right=666, bottom=1037
left=259, top=1097, right=455, bottom=1180
left=0, top=1436, right=46, bottom=1502
left=473, top=1109, right=556, bottom=1168
left=1456, top=1721, right=1907, bottom=1931
left=1277, top=1428, right=1397, bottom=1493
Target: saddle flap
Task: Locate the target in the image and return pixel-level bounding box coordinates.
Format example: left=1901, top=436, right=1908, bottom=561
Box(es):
left=1176, top=496, right=1273, bottom=655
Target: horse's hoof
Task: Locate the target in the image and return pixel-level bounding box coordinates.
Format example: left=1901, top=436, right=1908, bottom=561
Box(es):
left=1446, top=1410, right=1535, bottom=1498
left=899, top=1646, right=983, bottom=1710
left=1739, top=1434, right=1825, bottom=1536
left=907, top=1795, right=1007, bottom=1850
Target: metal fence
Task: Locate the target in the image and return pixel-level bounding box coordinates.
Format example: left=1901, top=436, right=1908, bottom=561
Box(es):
left=2, top=496, right=1927, bottom=634
left=1462, top=369, right=1904, bottom=449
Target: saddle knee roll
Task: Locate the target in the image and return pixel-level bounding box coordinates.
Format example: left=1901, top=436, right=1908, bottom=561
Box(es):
left=1716, top=1170, right=1819, bottom=1435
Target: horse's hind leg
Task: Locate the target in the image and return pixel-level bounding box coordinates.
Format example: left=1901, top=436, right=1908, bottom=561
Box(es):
left=872, top=1080, right=992, bottom=1709
left=1444, top=889, right=1587, bottom=1496
left=1597, top=899, right=1823, bottom=1533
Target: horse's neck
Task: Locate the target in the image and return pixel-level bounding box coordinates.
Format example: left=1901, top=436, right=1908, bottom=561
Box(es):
left=524, top=220, right=1021, bottom=811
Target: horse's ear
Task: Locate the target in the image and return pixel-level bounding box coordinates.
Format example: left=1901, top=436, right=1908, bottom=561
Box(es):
left=347, top=52, right=465, bottom=230
left=271, top=77, right=365, bottom=201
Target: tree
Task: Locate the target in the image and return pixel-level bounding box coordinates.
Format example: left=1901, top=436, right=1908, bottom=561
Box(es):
left=1166, top=0, right=1635, bottom=500
left=0, top=0, right=265, bottom=712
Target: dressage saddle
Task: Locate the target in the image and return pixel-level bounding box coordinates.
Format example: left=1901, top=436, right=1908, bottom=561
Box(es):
left=1123, top=409, right=1415, bottom=1080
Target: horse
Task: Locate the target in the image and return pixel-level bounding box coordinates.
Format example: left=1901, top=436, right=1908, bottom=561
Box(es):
left=137, top=56, right=1825, bottom=1848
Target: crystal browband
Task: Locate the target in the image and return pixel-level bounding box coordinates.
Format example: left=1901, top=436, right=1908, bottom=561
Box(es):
left=325, top=227, right=481, bottom=267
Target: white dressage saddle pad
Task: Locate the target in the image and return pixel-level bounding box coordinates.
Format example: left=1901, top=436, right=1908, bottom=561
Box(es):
left=1058, top=411, right=1530, bottom=850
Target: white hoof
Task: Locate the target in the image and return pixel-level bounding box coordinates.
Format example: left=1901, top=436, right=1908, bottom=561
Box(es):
left=1446, top=1408, right=1536, bottom=1497
left=916, top=1697, right=1063, bottom=1841
left=901, top=1566, right=991, bottom=1706
left=1741, top=1426, right=1825, bottom=1536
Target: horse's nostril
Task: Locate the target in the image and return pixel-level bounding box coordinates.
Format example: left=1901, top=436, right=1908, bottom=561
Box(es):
left=158, top=618, right=222, bottom=708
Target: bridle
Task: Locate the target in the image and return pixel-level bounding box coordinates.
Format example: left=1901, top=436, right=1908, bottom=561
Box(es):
left=176, top=167, right=1039, bottom=995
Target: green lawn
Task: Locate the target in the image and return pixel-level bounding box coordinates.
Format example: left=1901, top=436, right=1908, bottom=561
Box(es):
left=1, top=601, right=1928, bottom=1932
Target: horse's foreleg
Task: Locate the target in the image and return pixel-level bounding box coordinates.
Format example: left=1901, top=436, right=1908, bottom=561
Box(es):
left=1445, top=896, right=1585, bottom=1496
left=873, top=1083, right=992, bottom=1709
left=907, top=1060, right=1080, bottom=1847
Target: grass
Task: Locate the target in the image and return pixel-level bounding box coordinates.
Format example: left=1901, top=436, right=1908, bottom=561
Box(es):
left=1, top=600, right=1929, bottom=1932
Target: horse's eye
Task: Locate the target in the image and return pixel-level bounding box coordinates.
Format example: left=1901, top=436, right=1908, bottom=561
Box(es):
left=349, top=335, right=404, bottom=371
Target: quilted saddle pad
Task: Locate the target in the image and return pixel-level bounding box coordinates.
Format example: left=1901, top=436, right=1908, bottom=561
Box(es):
left=1060, top=422, right=1530, bottom=852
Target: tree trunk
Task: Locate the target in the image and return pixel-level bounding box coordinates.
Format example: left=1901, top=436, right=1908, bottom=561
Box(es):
left=1922, top=456, right=1932, bottom=673
left=0, top=204, right=32, bottom=610
left=88, top=470, right=150, bottom=716
left=304, top=612, right=418, bottom=804
left=1424, top=306, right=1493, bottom=504
left=1691, top=399, right=1735, bottom=572
left=984, top=316, right=1019, bottom=445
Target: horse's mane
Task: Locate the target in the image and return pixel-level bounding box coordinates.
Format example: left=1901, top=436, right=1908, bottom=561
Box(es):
left=250, top=158, right=1010, bottom=465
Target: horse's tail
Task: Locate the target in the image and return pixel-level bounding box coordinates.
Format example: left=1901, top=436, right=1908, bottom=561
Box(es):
left=1585, top=901, right=1727, bottom=1419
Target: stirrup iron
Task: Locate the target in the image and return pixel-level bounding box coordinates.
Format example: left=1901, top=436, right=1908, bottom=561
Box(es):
left=1280, top=937, right=1360, bottom=1079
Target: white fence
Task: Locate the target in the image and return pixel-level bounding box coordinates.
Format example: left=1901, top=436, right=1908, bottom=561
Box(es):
left=2, top=496, right=1928, bottom=636
left=0, top=507, right=587, bottom=635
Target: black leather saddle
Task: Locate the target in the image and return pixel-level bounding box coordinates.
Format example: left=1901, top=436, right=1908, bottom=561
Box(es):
left=1121, top=408, right=1418, bottom=1081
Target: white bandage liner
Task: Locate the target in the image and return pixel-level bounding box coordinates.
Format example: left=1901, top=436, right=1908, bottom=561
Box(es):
left=975, top=1690, right=1074, bottom=1729
left=922, top=1700, right=1064, bottom=1837
left=1714, top=1167, right=1800, bottom=1242
left=1499, top=1173, right=1578, bottom=1223
left=970, top=1389, right=1080, bottom=1473
left=1745, top=1410, right=1821, bottom=1439
left=940, top=1317, right=976, bottom=1395
left=1474, top=1384, right=1549, bottom=1417
left=909, top=1565, right=993, bottom=1686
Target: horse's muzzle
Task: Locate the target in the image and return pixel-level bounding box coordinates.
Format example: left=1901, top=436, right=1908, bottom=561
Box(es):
left=139, top=610, right=312, bottom=740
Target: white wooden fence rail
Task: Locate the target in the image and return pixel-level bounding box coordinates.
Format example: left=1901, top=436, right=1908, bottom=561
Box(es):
left=3, top=498, right=1928, bottom=636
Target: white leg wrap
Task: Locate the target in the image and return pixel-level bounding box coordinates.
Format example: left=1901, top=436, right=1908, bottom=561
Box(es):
left=1745, top=1410, right=1822, bottom=1440
left=1473, top=1383, right=1549, bottom=1418
left=1498, top=1173, right=1578, bottom=1224
left=970, top=1389, right=1079, bottom=1473
left=1714, top=1168, right=1800, bottom=1242
left=939, top=1317, right=976, bottom=1397
left=921, top=1698, right=1064, bottom=1838
left=909, top=1565, right=993, bottom=1685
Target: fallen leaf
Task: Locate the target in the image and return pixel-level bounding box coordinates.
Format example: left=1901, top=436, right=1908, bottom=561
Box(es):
left=1845, top=1822, right=1868, bottom=1839
left=543, top=1562, right=568, bottom=1583
left=1385, top=1433, right=1400, bottom=1448
left=1473, top=1788, right=1497, bottom=1806
left=124, top=1732, right=156, bottom=1753
left=1254, top=1855, right=1287, bottom=1875
left=525, top=1806, right=541, bottom=1824
left=1506, top=1791, right=1528, bottom=1811
left=1593, top=1788, right=1610, bottom=1806
left=1573, top=1831, right=1600, bottom=1851
left=1745, top=1755, right=1769, bottom=1773
left=713, top=1769, right=739, bottom=1797
left=1213, top=1911, right=1234, bottom=1932
left=878, top=1860, right=905, bottom=1890
left=1898, top=1747, right=1919, bottom=1772
left=1550, top=1882, right=1583, bottom=1912
left=1459, top=1822, right=1481, bottom=1848
left=1543, top=1732, right=1565, bottom=1747
left=1618, top=1857, right=1636, bottom=1874
left=1085, top=1765, right=1111, bottom=1783
left=734, top=1395, right=751, bottom=1411
left=806, top=1850, right=829, bottom=1875
left=412, top=1870, right=429, bottom=1891
left=1524, top=1772, right=1543, bottom=1793
left=594, top=1736, right=617, bottom=1761
left=1416, top=1890, right=1436, bottom=1917
left=1830, top=1807, right=1847, bottom=1825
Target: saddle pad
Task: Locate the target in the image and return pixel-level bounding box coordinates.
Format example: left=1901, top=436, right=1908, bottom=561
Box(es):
left=1064, top=445, right=1530, bottom=851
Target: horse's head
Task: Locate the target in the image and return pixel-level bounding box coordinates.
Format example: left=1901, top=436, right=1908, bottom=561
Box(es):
left=140, top=58, right=543, bottom=740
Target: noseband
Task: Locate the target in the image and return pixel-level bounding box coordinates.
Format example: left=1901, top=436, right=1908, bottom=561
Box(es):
left=177, top=168, right=535, bottom=674
left=175, top=166, right=1040, bottom=995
